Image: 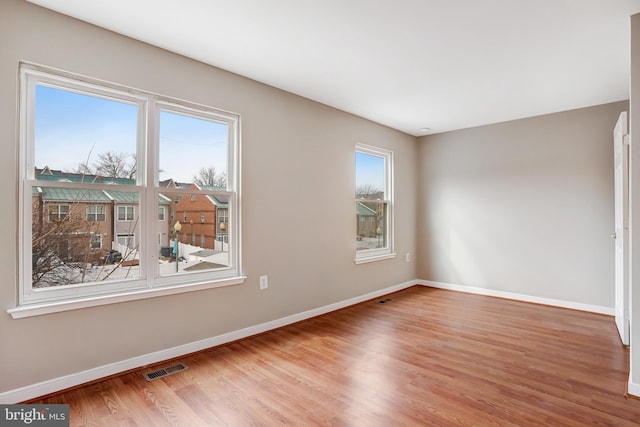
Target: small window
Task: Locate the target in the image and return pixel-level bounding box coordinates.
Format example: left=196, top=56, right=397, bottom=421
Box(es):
left=116, top=234, right=135, bottom=249
left=90, top=234, right=102, bottom=249
left=217, top=209, right=228, bottom=227
left=47, top=204, right=69, bottom=222
left=355, top=144, right=394, bottom=263
left=158, top=206, right=165, bottom=221
left=117, top=206, right=135, bottom=221
left=86, top=205, right=106, bottom=222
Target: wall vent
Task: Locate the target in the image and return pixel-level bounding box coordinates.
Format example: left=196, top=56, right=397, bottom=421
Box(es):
left=143, top=363, right=188, bottom=381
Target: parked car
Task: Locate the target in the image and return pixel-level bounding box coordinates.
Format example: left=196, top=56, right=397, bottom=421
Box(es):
left=100, top=250, right=122, bottom=264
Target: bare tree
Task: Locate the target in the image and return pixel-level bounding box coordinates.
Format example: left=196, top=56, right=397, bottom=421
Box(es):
left=75, top=151, right=136, bottom=179
left=75, top=161, right=93, bottom=176
left=31, top=199, right=101, bottom=287
left=356, top=184, right=382, bottom=199
left=193, top=166, right=227, bottom=188
left=94, top=151, right=136, bottom=179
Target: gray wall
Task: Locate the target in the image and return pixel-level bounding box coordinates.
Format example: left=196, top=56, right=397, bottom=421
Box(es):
left=417, top=101, right=628, bottom=307
left=0, top=0, right=418, bottom=394
left=1, top=0, right=631, bottom=398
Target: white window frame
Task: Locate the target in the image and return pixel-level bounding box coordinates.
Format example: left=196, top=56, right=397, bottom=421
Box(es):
left=86, top=205, right=106, bottom=222
left=116, top=233, right=136, bottom=249
left=117, top=205, right=135, bottom=221
left=90, top=234, right=102, bottom=249
left=48, top=204, right=69, bottom=222
left=158, top=206, right=165, bottom=221
left=11, top=63, right=244, bottom=318
left=354, top=143, right=395, bottom=264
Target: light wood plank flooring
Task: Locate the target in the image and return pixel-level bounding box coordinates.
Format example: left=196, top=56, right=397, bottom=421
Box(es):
left=29, top=286, right=640, bottom=426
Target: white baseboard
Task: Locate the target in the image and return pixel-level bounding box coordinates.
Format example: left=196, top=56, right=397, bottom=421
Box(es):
left=417, top=280, right=614, bottom=316
left=0, top=280, right=416, bottom=404
left=628, top=381, right=640, bottom=398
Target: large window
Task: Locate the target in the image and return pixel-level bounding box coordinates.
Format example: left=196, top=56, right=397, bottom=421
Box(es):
left=13, top=64, right=242, bottom=316
left=355, top=144, right=394, bottom=263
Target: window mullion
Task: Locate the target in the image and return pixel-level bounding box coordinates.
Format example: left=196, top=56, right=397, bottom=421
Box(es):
left=142, top=100, right=157, bottom=284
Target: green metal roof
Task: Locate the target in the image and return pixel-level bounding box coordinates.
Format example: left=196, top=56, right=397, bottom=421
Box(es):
left=201, top=186, right=229, bottom=208
left=39, top=187, right=112, bottom=203
left=356, top=201, right=377, bottom=216
left=206, top=195, right=228, bottom=208
left=34, top=170, right=200, bottom=206
left=105, top=190, right=139, bottom=203
left=36, top=169, right=135, bottom=186
left=36, top=188, right=174, bottom=205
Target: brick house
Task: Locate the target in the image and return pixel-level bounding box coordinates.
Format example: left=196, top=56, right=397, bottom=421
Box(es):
left=33, top=168, right=171, bottom=261
left=172, top=183, right=228, bottom=249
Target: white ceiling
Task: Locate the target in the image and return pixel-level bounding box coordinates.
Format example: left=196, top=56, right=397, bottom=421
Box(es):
left=26, top=0, right=640, bottom=136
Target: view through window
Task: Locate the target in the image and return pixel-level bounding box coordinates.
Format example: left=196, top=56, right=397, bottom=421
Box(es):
left=19, top=64, right=240, bottom=307
left=355, top=144, right=393, bottom=262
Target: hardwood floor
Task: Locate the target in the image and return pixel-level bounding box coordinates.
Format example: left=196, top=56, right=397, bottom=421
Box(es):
left=29, top=286, right=640, bottom=426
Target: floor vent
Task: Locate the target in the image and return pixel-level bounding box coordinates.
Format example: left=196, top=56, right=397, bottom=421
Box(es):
left=143, top=363, right=188, bottom=381
left=377, top=298, right=393, bottom=304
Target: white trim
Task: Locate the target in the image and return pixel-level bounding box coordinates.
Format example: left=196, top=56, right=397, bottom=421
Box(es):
left=418, top=280, right=614, bottom=315
left=117, top=205, right=135, bottom=221
left=0, top=280, right=415, bottom=403
left=628, top=380, right=640, bottom=397
left=8, top=276, right=246, bottom=319
left=354, top=252, right=397, bottom=264
left=17, top=63, right=242, bottom=307
left=354, top=143, right=394, bottom=262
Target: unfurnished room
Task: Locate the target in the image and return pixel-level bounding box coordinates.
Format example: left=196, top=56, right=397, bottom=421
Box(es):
left=2, top=0, right=640, bottom=425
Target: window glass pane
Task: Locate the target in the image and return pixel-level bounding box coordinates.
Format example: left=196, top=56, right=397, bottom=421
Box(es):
left=32, top=187, right=140, bottom=288
left=356, top=201, right=387, bottom=251
left=161, top=195, right=230, bottom=275
left=158, top=110, right=228, bottom=187
left=355, top=152, right=385, bottom=199
left=158, top=110, right=230, bottom=275
left=91, top=235, right=102, bottom=249
left=35, top=85, right=137, bottom=182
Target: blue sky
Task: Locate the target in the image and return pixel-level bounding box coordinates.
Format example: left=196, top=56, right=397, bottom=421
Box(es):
left=355, top=151, right=384, bottom=192
left=35, top=85, right=227, bottom=183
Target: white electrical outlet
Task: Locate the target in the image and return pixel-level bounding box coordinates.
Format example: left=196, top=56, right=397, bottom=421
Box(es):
left=259, top=275, right=269, bottom=290
left=405, top=253, right=411, bottom=262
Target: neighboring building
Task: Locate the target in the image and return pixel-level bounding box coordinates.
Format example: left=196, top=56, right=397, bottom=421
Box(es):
left=356, top=201, right=378, bottom=239
left=33, top=168, right=171, bottom=261
left=33, top=185, right=113, bottom=264
left=173, top=183, right=228, bottom=249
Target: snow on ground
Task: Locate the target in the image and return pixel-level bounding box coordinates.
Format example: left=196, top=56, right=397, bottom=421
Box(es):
left=35, top=250, right=229, bottom=287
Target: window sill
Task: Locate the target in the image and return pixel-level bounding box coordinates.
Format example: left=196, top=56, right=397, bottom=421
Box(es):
left=7, top=276, right=246, bottom=319
left=354, top=252, right=397, bottom=264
